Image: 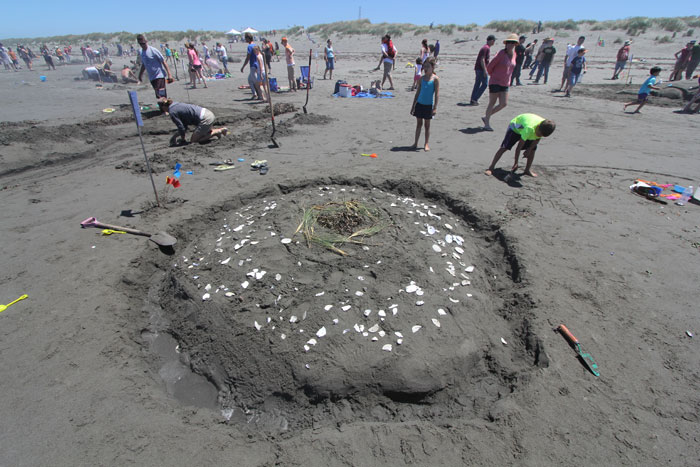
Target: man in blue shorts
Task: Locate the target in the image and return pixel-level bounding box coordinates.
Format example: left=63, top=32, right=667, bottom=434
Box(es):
left=136, top=34, right=173, bottom=99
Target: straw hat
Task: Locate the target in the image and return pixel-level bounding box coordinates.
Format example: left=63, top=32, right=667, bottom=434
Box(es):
left=504, top=33, right=520, bottom=44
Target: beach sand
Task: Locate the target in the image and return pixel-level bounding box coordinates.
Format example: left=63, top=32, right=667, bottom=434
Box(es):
left=0, top=25, right=699, bottom=466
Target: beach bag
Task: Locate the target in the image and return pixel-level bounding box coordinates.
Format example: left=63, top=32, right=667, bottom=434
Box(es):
left=334, top=79, right=347, bottom=94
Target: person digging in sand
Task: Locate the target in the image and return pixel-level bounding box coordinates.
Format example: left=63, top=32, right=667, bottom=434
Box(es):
left=485, top=113, right=556, bottom=177
left=623, top=66, right=661, bottom=114
left=410, top=57, right=439, bottom=151
left=158, top=98, right=228, bottom=144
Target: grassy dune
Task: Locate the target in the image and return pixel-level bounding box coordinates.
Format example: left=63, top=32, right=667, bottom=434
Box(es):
left=2, top=16, right=698, bottom=45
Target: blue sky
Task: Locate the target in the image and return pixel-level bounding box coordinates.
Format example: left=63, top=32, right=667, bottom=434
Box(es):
left=3, top=1, right=697, bottom=38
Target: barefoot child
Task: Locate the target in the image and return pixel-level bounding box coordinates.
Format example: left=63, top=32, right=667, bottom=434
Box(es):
left=411, top=57, right=422, bottom=91
left=624, top=66, right=661, bottom=113
left=410, top=57, right=439, bottom=151
left=485, top=114, right=555, bottom=177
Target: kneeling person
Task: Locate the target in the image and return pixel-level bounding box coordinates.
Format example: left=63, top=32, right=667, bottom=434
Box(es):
left=485, top=113, right=555, bottom=177
left=158, top=98, right=228, bottom=144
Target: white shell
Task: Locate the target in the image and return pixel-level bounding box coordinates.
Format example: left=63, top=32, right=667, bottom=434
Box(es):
left=416, top=289, right=424, bottom=296
left=332, top=318, right=339, bottom=324
left=316, top=327, right=327, bottom=337
left=466, top=266, right=475, bottom=273
left=233, top=225, right=244, bottom=232
left=355, top=291, right=364, bottom=296
left=368, top=324, right=380, bottom=333
left=432, top=244, right=442, bottom=253
left=304, top=345, right=310, bottom=352
left=307, top=338, right=317, bottom=346
left=254, top=321, right=262, bottom=331
left=281, top=238, right=292, bottom=244
left=221, top=257, right=231, bottom=265
left=455, top=247, right=465, bottom=254
left=241, top=281, right=249, bottom=289
left=501, top=337, right=508, bottom=345
left=371, top=336, right=378, bottom=341
left=416, top=301, right=424, bottom=306
left=427, top=225, right=436, bottom=235
left=225, top=292, right=235, bottom=297
left=378, top=330, right=386, bottom=337
left=205, top=284, right=212, bottom=291
left=341, top=305, right=351, bottom=312
left=396, top=339, right=403, bottom=345
left=405, top=284, right=419, bottom=293
left=382, top=344, right=393, bottom=352
left=412, top=325, right=422, bottom=333
left=432, top=318, right=441, bottom=328
left=364, top=309, right=372, bottom=317
left=449, top=297, right=460, bottom=303
left=378, top=310, right=386, bottom=317
left=438, top=308, right=447, bottom=316
left=280, top=334, right=286, bottom=340
left=324, top=305, right=333, bottom=311
left=445, top=234, right=453, bottom=244
left=255, top=271, right=266, bottom=280
left=395, top=332, right=403, bottom=338
left=315, top=291, right=325, bottom=296
left=202, top=293, right=211, bottom=301
left=275, top=274, right=282, bottom=281
left=444, top=223, right=453, bottom=230
left=289, top=315, right=298, bottom=323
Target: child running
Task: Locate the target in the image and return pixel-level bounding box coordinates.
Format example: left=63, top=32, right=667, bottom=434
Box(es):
left=563, top=48, right=587, bottom=97
left=410, top=57, right=439, bottom=151
left=485, top=113, right=556, bottom=177
left=623, top=66, right=661, bottom=113
left=411, top=57, right=423, bottom=91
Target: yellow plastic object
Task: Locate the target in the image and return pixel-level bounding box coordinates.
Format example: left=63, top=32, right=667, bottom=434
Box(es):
left=101, top=229, right=127, bottom=235
left=0, top=294, right=28, bottom=313
left=102, top=108, right=116, bottom=113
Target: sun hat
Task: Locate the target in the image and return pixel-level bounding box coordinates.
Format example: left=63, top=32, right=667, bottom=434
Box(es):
left=504, top=33, right=520, bottom=44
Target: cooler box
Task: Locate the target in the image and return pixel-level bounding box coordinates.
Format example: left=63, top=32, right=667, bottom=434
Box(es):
left=338, top=84, right=352, bottom=97
left=269, top=77, right=278, bottom=92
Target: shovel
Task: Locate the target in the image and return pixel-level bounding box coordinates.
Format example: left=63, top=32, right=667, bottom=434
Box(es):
left=557, top=324, right=600, bottom=377
left=262, top=58, right=280, bottom=148
left=80, top=217, right=177, bottom=247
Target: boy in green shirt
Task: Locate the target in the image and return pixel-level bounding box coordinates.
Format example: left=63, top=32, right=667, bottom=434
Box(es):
left=485, top=113, right=556, bottom=177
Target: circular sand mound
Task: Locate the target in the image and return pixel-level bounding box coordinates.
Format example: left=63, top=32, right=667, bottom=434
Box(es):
left=149, top=181, right=547, bottom=430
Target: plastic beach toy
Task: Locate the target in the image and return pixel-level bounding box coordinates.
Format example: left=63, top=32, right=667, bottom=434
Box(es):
left=361, top=153, right=378, bottom=158
left=39, top=76, right=46, bottom=82
left=0, top=294, right=28, bottom=313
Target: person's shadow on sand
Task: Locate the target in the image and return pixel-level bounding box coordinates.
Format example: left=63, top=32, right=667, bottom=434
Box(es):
left=390, top=146, right=419, bottom=152
left=489, top=168, right=523, bottom=187
left=460, top=127, right=489, bottom=134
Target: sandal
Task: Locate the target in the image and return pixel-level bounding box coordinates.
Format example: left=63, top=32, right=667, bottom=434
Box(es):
left=259, top=165, right=269, bottom=175
left=250, top=160, right=268, bottom=169
left=214, top=164, right=235, bottom=171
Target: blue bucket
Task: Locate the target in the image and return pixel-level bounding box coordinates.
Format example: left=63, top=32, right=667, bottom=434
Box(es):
left=40, top=75, right=47, bottom=82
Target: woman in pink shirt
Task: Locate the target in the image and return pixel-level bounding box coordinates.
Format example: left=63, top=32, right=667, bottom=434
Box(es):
left=482, top=34, right=518, bottom=131
left=187, top=43, right=207, bottom=89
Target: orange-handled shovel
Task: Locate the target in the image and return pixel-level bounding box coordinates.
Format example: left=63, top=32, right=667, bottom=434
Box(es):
left=557, top=324, right=600, bottom=377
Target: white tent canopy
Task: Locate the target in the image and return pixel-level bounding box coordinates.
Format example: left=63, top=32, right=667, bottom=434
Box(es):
left=226, top=29, right=242, bottom=35
left=241, top=27, right=258, bottom=34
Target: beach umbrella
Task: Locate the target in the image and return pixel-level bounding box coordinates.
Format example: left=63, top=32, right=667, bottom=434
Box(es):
left=226, top=29, right=241, bottom=35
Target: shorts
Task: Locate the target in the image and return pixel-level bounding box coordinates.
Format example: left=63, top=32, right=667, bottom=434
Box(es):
left=500, top=127, right=535, bottom=151
left=562, top=65, right=571, bottom=79
left=637, top=93, right=649, bottom=103
left=383, top=61, right=393, bottom=78
left=414, top=74, right=421, bottom=82
left=193, top=64, right=202, bottom=71
left=569, top=72, right=582, bottom=86
left=192, top=108, right=215, bottom=139
left=413, top=102, right=433, bottom=120
left=287, top=64, right=295, bottom=81
left=326, top=58, right=334, bottom=70
left=150, top=78, right=167, bottom=98
left=489, top=84, right=509, bottom=93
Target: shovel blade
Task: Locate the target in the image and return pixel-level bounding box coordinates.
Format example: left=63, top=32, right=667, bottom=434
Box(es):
left=149, top=231, right=177, bottom=247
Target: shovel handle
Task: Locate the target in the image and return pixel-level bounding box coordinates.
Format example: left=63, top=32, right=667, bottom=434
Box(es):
left=558, top=324, right=579, bottom=345
left=80, top=217, right=150, bottom=237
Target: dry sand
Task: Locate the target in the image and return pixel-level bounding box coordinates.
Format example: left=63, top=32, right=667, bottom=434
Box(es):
left=1, top=25, right=699, bottom=466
